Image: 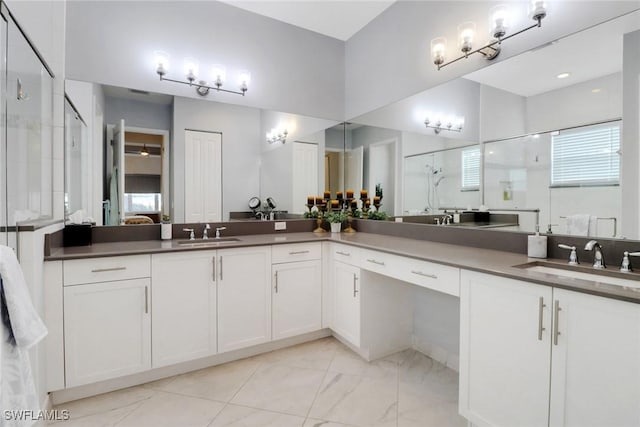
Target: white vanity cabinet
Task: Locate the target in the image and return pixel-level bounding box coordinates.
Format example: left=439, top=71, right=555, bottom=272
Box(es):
left=332, top=260, right=361, bottom=347
left=217, top=246, right=272, bottom=352
left=151, top=250, right=217, bottom=367
left=63, top=255, right=151, bottom=387
left=271, top=243, right=322, bottom=340
left=460, top=270, right=640, bottom=427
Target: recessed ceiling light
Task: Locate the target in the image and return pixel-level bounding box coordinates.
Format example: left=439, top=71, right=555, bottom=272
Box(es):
left=556, top=72, right=571, bottom=79
left=592, top=88, right=602, bottom=93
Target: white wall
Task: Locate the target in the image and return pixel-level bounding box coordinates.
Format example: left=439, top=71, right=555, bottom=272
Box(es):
left=104, top=96, right=172, bottom=131
left=479, top=84, right=526, bottom=142
left=65, top=0, right=344, bottom=120
left=345, top=1, right=639, bottom=119
left=173, top=97, right=261, bottom=222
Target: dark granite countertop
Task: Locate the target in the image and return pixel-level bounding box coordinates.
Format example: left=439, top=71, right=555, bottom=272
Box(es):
left=46, top=232, right=640, bottom=304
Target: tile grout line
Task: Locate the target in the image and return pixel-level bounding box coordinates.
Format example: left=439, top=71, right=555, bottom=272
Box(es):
left=302, top=344, right=340, bottom=425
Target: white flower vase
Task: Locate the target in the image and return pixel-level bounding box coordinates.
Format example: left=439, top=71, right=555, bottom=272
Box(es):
left=330, top=222, right=342, bottom=233
left=161, top=222, right=172, bottom=240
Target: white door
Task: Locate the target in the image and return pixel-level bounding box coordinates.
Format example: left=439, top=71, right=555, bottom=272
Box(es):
left=64, top=278, right=151, bottom=387
left=151, top=251, right=217, bottom=367
left=345, top=146, right=363, bottom=193
left=332, top=261, right=360, bottom=347
left=272, top=260, right=322, bottom=340
left=459, top=270, right=552, bottom=427
left=217, top=246, right=271, bottom=352
left=549, top=288, right=640, bottom=427
left=111, top=119, right=125, bottom=224
left=292, top=142, right=318, bottom=214
left=368, top=140, right=395, bottom=213
left=185, top=130, right=222, bottom=222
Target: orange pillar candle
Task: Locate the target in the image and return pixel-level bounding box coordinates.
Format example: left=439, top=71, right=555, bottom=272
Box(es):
left=365, top=199, right=371, bottom=207
left=307, top=196, right=315, bottom=205
left=360, top=189, right=368, bottom=199
left=373, top=196, right=381, bottom=204
left=350, top=200, right=358, bottom=209
left=315, top=196, right=324, bottom=205
left=324, top=191, right=331, bottom=200
left=346, top=189, right=354, bottom=199
left=331, top=199, right=339, bottom=209
left=336, top=191, right=343, bottom=200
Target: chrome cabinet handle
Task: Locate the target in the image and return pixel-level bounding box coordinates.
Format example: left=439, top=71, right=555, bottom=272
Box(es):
left=91, top=267, right=127, bottom=273
left=144, top=286, right=149, bottom=314
left=274, top=271, right=279, bottom=293
left=336, top=251, right=351, bottom=256
left=538, top=297, right=546, bottom=341
left=289, top=250, right=310, bottom=255
left=366, top=258, right=385, bottom=266
left=410, top=270, right=437, bottom=279
left=553, top=300, right=562, bottom=345
left=212, top=257, right=216, bottom=282
left=353, top=274, right=359, bottom=298
left=219, top=256, right=223, bottom=281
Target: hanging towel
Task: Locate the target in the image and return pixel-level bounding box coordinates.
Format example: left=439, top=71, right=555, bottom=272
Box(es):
left=566, top=214, right=590, bottom=236
left=0, top=245, right=48, bottom=427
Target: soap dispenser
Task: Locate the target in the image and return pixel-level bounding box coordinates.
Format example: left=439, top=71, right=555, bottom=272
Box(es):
left=527, top=226, right=548, bottom=259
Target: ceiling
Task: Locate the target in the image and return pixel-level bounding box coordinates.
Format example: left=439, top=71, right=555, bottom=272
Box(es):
left=219, top=0, right=396, bottom=40
left=465, top=10, right=640, bottom=97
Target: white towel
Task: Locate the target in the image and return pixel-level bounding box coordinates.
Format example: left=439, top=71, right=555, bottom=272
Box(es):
left=0, top=245, right=48, bottom=426
left=566, top=214, right=590, bottom=236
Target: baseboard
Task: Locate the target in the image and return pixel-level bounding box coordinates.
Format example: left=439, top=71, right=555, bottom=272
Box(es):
left=51, top=328, right=331, bottom=404
left=412, top=335, right=460, bottom=372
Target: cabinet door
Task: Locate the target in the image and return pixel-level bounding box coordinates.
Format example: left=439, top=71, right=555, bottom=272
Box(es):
left=218, top=247, right=271, bottom=352
left=151, top=251, right=217, bottom=367
left=550, top=289, right=640, bottom=427
left=272, top=260, right=322, bottom=340
left=332, top=261, right=360, bottom=347
left=459, top=270, right=552, bottom=427
left=64, top=279, right=151, bottom=387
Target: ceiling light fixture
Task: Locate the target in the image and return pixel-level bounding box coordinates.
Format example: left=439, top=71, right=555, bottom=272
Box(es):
left=154, top=51, right=249, bottom=97
left=140, top=144, right=149, bottom=157
left=424, top=115, right=464, bottom=134
left=266, top=128, right=288, bottom=144
left=431, top=0, right=548, bottom=70
left=556, top=72, right=571, bottom=79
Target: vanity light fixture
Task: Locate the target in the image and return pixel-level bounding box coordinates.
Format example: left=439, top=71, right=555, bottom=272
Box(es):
left=431, top=0, right=548, bottom=70
left=266, top=128, right=288, bottom=144
left=424, top=115, right=464, bottom=134
left=154, top=51, right=249, bottom=97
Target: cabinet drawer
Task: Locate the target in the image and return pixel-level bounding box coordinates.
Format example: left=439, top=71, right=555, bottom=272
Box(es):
left=332, top=243, right=360, bottom=266
left=396, top=257, right=460, bottom=296
left=272, top=243, right=321, bottom=264
left=360, top=249, right=398, bottom=276
left=64, top=255, right=151, bottom=286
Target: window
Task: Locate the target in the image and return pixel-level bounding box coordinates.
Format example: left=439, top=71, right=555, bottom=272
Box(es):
left=124, top=193, right=161, bottom=213
left=551, top=124, right=620, bottom=187
left=461, top=147, right=480, bottom=191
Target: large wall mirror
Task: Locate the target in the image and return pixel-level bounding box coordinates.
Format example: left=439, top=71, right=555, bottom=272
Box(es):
left=345, top=10, right=639, bottom=240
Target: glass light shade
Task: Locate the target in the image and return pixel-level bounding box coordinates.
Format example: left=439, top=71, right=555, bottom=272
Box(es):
left=238, top=70, right=251, bottom=91
left=154, top=51, right=169, bottom=75
left=211, top=64, right=226, bottom=86
left=529, top=0, right=547, bottom=21
left=490, top=4, right=510, bottom=38
left=183, top=58, right=199, bottom=81
left=458, top=22, right=476, bottom=54
left=430, top=37, right=447, bottom=66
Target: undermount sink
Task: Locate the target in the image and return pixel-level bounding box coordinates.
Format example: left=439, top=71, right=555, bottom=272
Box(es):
left=177, top=237, right=241, bottom=245
left=515, top=262, right=640, bottom=289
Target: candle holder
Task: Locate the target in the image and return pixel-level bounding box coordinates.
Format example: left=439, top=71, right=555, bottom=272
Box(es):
left=344, top=208, right=356, bottom=233
left=313, top=203, right=327, bottom=233
left=373, top=202, right=382, bottom=212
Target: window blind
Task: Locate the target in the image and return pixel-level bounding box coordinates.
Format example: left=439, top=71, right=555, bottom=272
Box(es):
left=461, top=147, right=480, bottom=190
left=551, top=124, right=620, bottom=187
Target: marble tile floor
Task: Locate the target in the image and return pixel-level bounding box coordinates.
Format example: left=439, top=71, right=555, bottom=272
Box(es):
left=49, top=337, right=466, bottom=427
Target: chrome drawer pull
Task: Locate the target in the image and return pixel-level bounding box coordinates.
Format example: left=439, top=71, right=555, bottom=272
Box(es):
left=538, top=297, right=546, bottom=341
left=553, top=300, right=562, bottom=345
left=289, top=250, right=310, bottom=255
left=91, top=267, right=127, bottom=273
left=410, top=270, right=437, bottom=279
left=353, top=274, right=358, bottom=297
left=366, top=258, right=385, bottom=266
left=144, top=286, right=149, bottom=314
left=274, top=271, right=279, bottom=293
left=336, top=251, right=351, bottom=256
left=212, top=257, right=216, bottom=282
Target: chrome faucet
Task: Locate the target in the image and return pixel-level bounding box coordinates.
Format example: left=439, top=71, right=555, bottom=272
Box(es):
left=443, top=214, right=452, bottom=225
left=183, top=228, right=195, bottom=240
left=203, top=224, right=211, bottom=239
left=558, top=244, right=579, bottom=265
left=584, top=240, right=605, bottom=269
left=215, top=227, right=227, bottom=239
left=620, top=251, right=640, bottom=272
